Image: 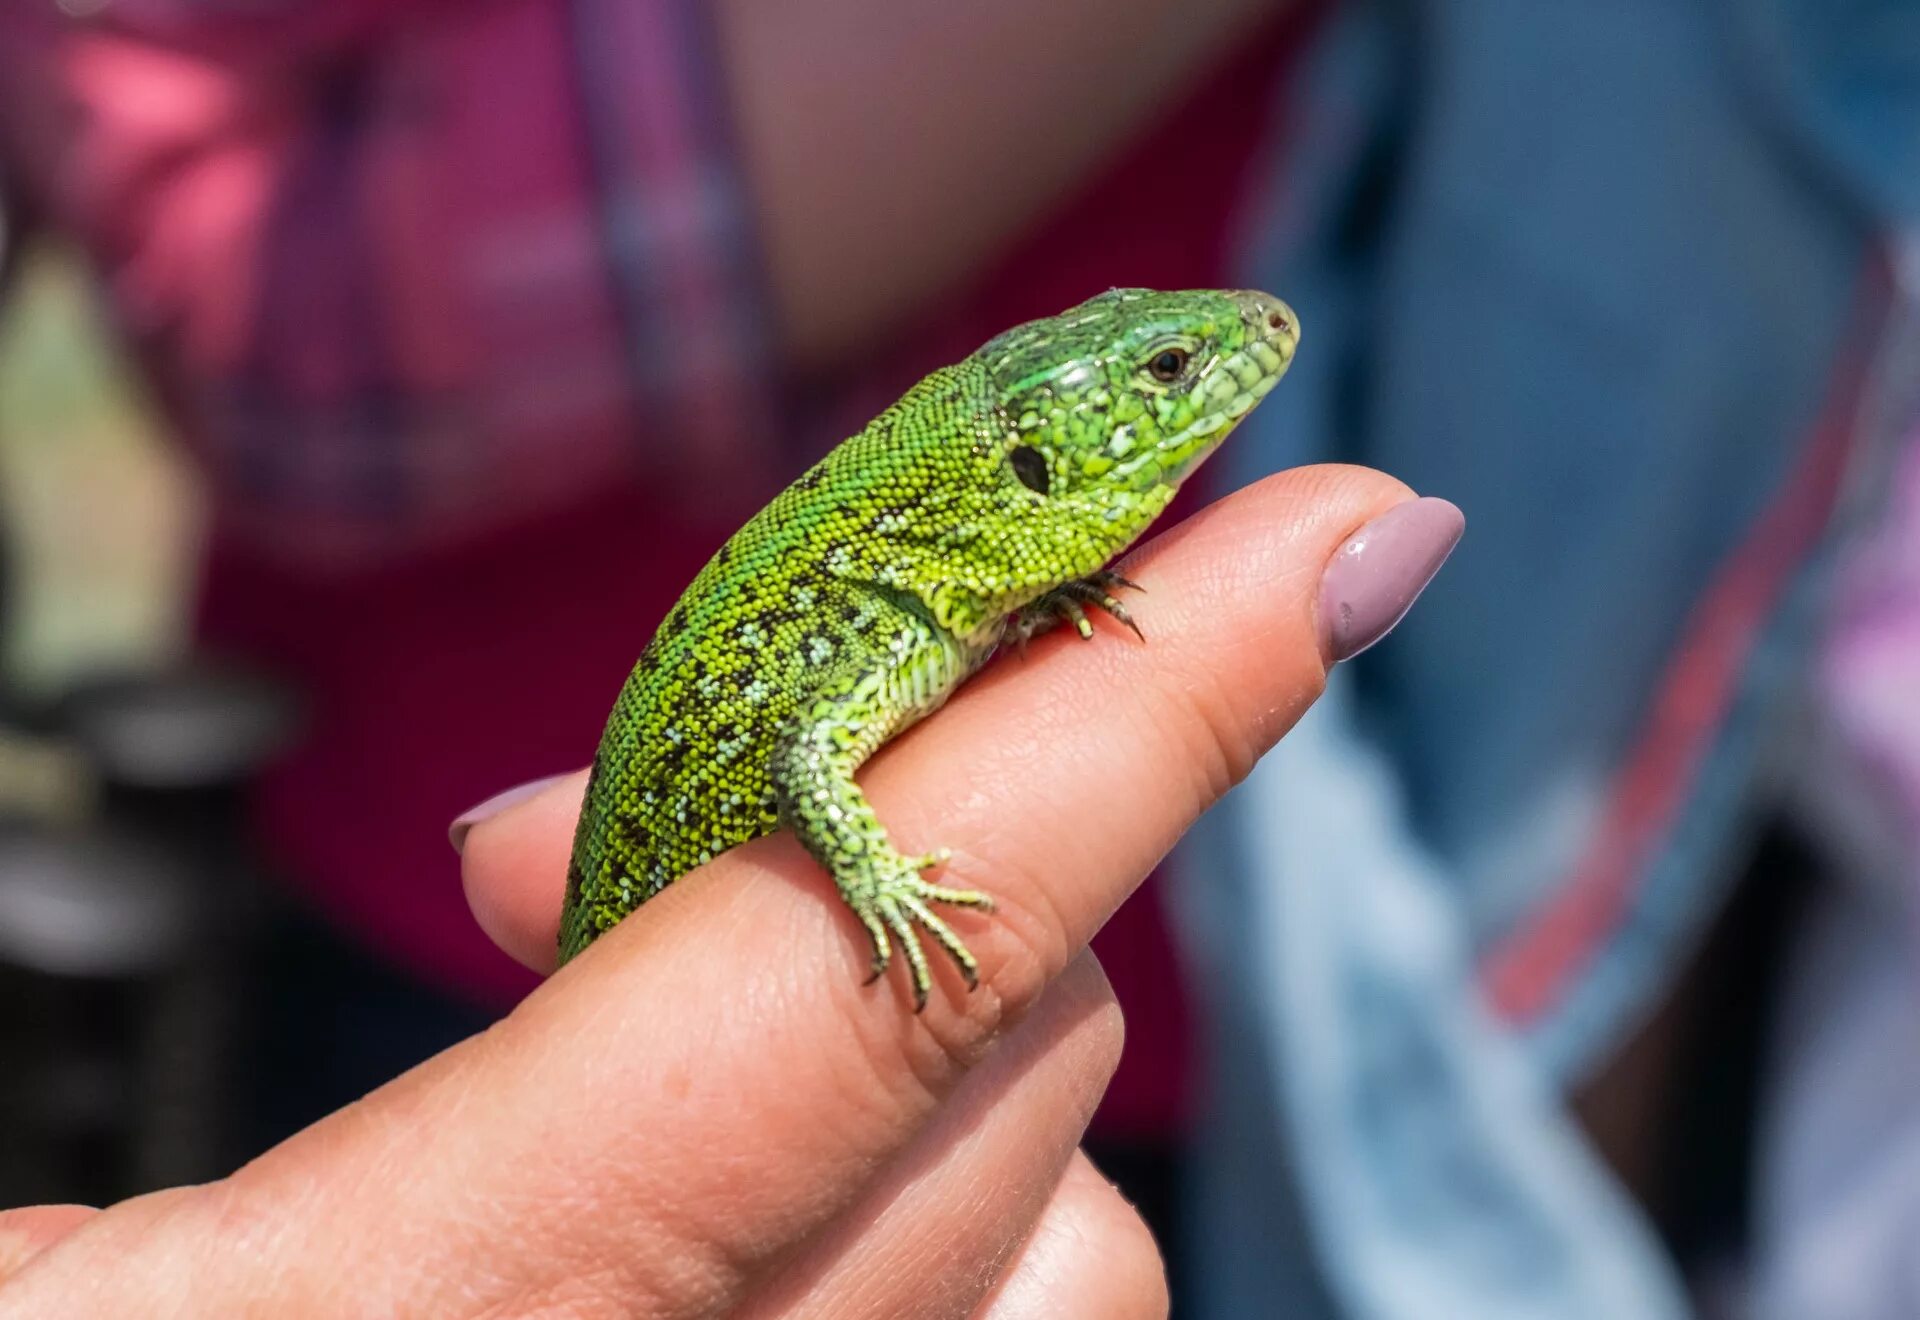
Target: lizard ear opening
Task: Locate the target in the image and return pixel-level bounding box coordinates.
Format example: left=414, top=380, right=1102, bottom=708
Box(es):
left=1009, top=445, right=1051, bottom=496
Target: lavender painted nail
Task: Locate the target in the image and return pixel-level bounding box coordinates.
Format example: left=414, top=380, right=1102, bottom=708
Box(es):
left=1319, top=497, right=1464, bottom=663
left=448, top=774, right=572, bottom=853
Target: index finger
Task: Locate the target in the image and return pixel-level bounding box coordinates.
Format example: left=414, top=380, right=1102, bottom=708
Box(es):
left=467, top=466, right=1451, bottom=990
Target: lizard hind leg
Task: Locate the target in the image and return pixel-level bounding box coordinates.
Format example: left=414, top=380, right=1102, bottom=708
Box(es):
left=852, top=849, right=995, bottom=1009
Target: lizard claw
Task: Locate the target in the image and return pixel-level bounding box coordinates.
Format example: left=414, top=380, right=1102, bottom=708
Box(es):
left=844, top=850, right=992, bottom=1011
left=1006, top=570, right=1148, bottom=649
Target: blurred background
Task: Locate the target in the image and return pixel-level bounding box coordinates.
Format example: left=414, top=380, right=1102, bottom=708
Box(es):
left=1, top=1, right=1917, bottom=1316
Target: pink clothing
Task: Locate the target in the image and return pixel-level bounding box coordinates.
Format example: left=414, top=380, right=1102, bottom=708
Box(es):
left=1819, top=419, right=1920, bottom=885
left=0, top=0, right=770, bottom=562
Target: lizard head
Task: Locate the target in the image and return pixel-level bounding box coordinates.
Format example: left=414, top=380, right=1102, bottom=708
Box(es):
left=977, top=287, right=1298, bottom=564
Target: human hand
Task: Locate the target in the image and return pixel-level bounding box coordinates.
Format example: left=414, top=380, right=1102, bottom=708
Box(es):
left=0, top=466, right=1459, bottom=1316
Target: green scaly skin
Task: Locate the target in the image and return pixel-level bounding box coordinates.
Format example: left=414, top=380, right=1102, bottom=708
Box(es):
left=559, top=288, right=1299, bottom=1009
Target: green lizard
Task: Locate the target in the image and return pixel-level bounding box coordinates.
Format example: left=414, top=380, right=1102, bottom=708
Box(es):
left=559, top=287, right=1298, bottom=1008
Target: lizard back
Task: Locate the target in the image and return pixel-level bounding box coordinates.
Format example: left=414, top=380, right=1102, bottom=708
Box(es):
left=558, top=363, right=999, bottom=958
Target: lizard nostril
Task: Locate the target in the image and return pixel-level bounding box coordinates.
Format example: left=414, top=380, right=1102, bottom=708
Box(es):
left=1232, top=290, right=1294, bottom=342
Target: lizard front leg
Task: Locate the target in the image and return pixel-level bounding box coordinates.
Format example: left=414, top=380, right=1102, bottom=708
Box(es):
left=769, top=613, right=995, bottom=1011
left=1007, top=569, right=1144, bottom=648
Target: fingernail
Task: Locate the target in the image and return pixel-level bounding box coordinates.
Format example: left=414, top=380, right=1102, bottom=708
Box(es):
left=1320, top=497, right=1464, bottom=662
left=448, top=774, right=570, bottom=854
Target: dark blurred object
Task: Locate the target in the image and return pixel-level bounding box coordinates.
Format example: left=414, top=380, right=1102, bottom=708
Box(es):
left=0, top=663, right=296, bottom=1205
left=1572, top=819, right=1816, bottom=1282
left=0, top=163, right=18, bottom=297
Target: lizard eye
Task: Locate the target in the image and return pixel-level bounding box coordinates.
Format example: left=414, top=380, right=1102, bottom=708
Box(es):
left=1146, top=348, right=1189, bottom=383
left=1009, top=445, right=1050, bottom=495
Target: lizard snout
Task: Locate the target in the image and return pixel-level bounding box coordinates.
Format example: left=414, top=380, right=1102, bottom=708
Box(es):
left=1231, top=289, right=1300, bottom=356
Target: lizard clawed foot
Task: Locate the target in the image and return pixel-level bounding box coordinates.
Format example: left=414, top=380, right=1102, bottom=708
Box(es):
left=1008, top=569, right=1146, bottom=651
left=847, top=849, right=994, bottom=1012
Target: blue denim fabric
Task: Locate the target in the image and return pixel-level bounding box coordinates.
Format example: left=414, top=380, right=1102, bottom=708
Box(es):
left=1177, top=0, right=1920, bottom=1313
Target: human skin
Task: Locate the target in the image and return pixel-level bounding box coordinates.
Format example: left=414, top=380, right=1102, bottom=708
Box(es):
left=0, top=465, right=1422, bottom=1317
left=713, top=0, right=1289, bottom=366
